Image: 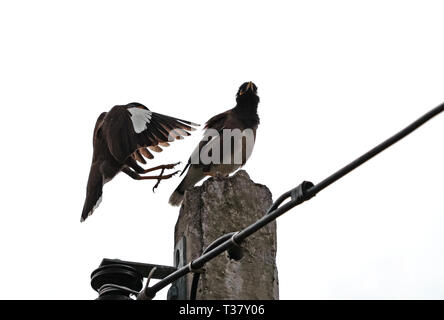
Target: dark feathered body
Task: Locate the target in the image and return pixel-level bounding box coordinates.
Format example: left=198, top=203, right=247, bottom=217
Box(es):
left=169, top=82, right=260, bottom=206
left=82, top=102, right=198, bottom=222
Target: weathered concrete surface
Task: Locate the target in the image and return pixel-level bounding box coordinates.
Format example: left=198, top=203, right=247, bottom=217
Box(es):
left=174, top=170, right=279, bottom=300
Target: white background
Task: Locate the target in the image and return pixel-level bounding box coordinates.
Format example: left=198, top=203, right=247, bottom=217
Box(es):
left=0, top=0, right=443, bottom=299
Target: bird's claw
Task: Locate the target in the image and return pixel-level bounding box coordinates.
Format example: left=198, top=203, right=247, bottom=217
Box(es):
left=152, top=168, right=166, bottom=192
left=214, top=172, right=225, bottom=179
left=152, top=170, right=180, bottom=192
left=164, top=162, right=181, bottom=170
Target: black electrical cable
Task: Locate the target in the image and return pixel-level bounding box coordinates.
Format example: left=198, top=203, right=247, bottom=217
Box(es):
left=307, top=102, right=444, bottom=196
left=189, top=271, right=200, bottom=300
left=139, top=102, right=444, bottom=300
left=189, top=232, right=237, bottom=300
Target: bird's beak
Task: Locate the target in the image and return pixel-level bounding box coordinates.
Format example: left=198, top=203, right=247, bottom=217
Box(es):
left=239, top=82, right=255, bottom=96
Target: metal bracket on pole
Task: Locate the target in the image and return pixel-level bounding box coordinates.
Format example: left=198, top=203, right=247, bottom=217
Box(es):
left=167, top=236, right=187, bottom=300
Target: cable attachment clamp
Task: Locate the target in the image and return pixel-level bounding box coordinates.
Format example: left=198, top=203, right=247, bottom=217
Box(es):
left=290, top=181, right=315, bottom=204
left=187, top=263, right=205, bottom=274
left=228, top=232, right=244, bottom=261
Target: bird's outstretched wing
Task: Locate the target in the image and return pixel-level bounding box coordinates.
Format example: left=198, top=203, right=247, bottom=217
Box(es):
left=104, top=103, right=199, bottom=163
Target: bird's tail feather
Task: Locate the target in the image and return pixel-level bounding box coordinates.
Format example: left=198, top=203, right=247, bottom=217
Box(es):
left=81, top=164, right=103, bottom=222
left=169, top=174, right=188, bottom=207
left=169, top=166, right=204, bottom=206
left=169, top=187, right=185, bottom=207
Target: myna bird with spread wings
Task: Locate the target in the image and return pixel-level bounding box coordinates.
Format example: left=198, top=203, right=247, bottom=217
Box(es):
left=169, top=82, right=260, bottom=206
left=81, top=102, right=199, bottom=222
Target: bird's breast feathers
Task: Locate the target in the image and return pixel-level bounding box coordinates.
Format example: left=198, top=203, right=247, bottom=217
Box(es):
left=127, top=107, right=153, bottom=133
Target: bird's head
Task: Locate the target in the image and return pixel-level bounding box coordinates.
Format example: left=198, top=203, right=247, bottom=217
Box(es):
left=236, top=81, right=259, bottom=105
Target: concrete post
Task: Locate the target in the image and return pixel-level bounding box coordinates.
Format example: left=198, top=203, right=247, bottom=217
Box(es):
left=173, top=170, right=279, bottom=300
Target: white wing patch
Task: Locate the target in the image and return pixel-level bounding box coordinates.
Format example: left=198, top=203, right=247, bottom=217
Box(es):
left=128, top=107, right=152, bottom=133
left=80, top=196, right=102, bottom=222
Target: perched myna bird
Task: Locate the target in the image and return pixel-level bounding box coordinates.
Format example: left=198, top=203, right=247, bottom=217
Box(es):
left=81, top=102, right=199, bottom=222
left=169, top=81, right=260, bottom=206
